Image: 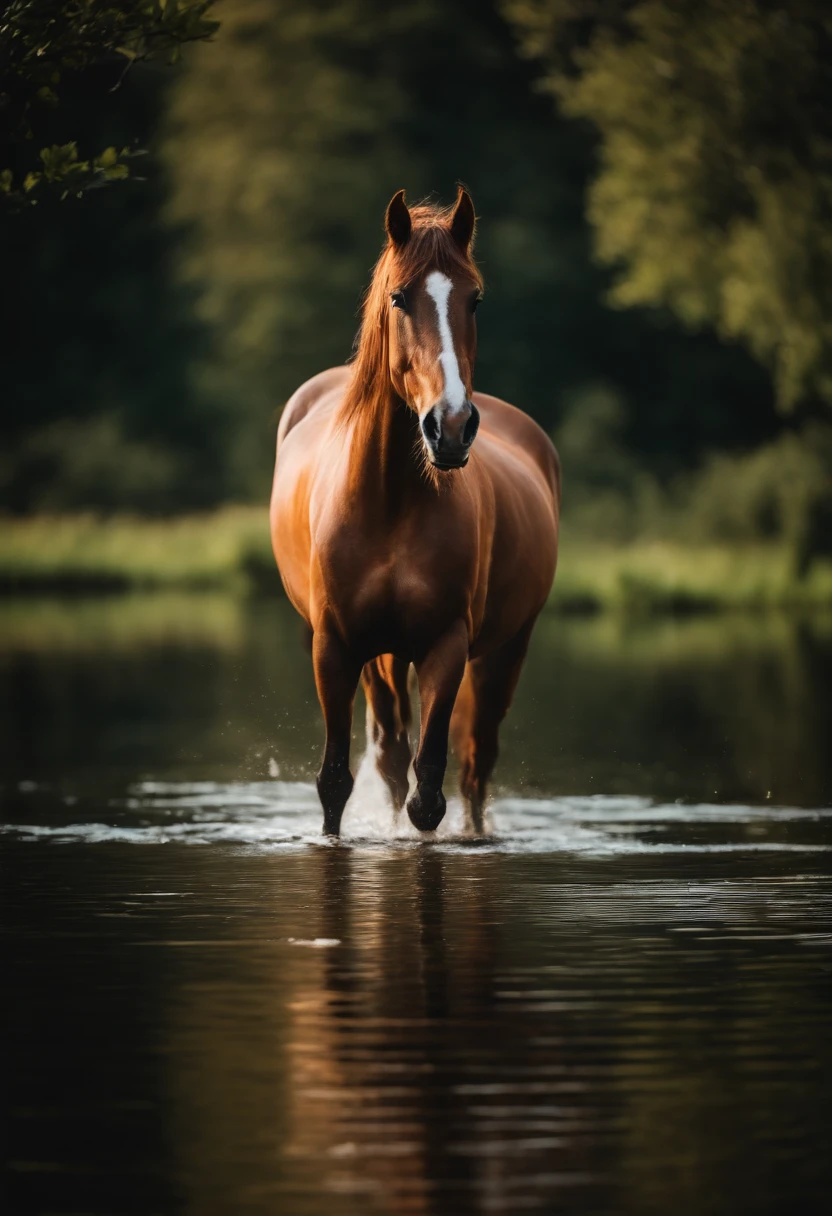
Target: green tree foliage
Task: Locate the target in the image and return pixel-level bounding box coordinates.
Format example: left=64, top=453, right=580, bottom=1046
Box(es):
left=0, top=0, right=217, bottom=203
left=506, top=0, right=832, bottom=411
left=0, top=59, right=229, bottom=512
left=0, top=0, right=228, bottom=512
left=1, top=0, right=796, bottom=521
left=680, top=423, right=832, bottom=574
left=163, top=0, right=776, bottom=498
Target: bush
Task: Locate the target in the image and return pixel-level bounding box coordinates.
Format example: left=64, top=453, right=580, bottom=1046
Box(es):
left=680, top=423, right=832, bottom=573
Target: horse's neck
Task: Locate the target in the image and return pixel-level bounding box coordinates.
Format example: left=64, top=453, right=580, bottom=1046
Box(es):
left=346, top=385, right=427, bottom=517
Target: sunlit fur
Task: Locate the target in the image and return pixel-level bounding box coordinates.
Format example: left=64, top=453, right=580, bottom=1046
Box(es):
left=339, top=201, right=484, bottom=447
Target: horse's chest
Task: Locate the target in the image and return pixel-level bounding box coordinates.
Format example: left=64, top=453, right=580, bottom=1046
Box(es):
left=322, top=531, right=475, bottom=649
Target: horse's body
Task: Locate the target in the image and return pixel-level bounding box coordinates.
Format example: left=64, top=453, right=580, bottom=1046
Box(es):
left=271, top=191, right=560, bottom=834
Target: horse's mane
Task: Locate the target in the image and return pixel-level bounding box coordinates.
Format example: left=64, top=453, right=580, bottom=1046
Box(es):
left=339, top=200, right=483, bottom=434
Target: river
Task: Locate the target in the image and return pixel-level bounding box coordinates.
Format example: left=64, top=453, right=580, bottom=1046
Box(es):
left=3, top=596, right=831, bottom=1214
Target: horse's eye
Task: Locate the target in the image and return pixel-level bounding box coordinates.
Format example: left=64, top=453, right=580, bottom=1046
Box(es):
left=391, top=291, right=407, bottom=311
left=471, top=294, right=482, bottom=313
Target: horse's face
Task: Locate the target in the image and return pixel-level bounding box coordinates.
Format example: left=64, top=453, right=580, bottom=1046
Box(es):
left=384, top=190, right=482, bottom=471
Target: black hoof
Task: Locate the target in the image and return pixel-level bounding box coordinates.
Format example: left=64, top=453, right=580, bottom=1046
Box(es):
left=407, top=787, right=446, bottom=832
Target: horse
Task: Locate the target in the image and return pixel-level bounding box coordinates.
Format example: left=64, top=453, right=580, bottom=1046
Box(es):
left=270, top=188, right=560, bottom=836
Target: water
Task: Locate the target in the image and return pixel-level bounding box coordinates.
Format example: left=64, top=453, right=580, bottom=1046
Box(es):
left=3, top=597, right=832, bottom=1215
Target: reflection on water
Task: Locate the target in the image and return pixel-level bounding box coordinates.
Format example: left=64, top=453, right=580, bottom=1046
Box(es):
left=1, top=595, right=831, bottom=805
left=6, top=839, right=832, bottom=1215
left=3, top=597, right=832, bottom=1214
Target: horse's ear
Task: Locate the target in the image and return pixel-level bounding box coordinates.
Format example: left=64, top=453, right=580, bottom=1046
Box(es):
left=450, top=187, right=476, bottom=252
left=385, top=190, right=411, bottom=247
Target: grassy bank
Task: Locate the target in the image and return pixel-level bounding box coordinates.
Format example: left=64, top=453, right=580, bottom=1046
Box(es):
left=0, top=508, right=278, bottom=594
left=553, top=535, right=832, bottom=613
left=1, top=510, right=831, bottom=612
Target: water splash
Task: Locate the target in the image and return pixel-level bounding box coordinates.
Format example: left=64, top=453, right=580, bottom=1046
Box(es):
left=3, top=771, right=830, bottom=855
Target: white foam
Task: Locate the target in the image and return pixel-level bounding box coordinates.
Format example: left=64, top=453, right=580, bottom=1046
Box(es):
left=287, top=938, right=341, bottom=948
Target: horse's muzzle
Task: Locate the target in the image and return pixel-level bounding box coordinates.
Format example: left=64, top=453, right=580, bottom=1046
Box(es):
left=421, top=401, right=480, bottom=469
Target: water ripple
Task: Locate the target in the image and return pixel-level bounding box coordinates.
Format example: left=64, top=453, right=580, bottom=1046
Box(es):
left=4, top=778, right=830, bottom=855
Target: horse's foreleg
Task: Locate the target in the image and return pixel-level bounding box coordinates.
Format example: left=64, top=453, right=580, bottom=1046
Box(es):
left=407, top=621, right=469, bottom=832
left=313, top=630, right=361, bottom=835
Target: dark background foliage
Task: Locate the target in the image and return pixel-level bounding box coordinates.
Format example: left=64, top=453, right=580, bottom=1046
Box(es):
left=2, top=0, right=828, bottom=558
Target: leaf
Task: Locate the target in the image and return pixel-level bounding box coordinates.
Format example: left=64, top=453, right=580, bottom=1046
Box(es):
left=95, top=146, right=118, bottom=169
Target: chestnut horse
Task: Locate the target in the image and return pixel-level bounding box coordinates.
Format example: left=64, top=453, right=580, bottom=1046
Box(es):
left=271, top=189, right=560, bottom=835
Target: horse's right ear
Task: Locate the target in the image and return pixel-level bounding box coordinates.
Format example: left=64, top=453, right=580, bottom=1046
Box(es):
left=385, top=190, right=411, bottom=247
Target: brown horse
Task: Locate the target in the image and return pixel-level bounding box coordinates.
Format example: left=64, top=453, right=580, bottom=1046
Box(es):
left=270, top=189, right=560, bottom=835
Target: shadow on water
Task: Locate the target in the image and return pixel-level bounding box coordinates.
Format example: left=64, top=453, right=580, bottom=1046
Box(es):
left=2, top=595, right=832, bottom=1214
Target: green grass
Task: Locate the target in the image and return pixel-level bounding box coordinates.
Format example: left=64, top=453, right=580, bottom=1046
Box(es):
left=553, top=535, right=832, bottom=613
left=0, top=507, right=279, bottom=593
left=1, top=510, right=831, bottom=612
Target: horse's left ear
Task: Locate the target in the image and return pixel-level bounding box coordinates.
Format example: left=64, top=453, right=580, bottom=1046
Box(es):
left=385, top=190, right=412, bottom=247
left=450, top=187, right=476, bottom=252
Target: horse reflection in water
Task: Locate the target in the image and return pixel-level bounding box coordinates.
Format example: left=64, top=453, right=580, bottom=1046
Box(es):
left=162, top=849, right=601, bottom=1214
left=281, top=848, right=594, bottom=1214
left=283, top=849, right=485, bottom=1209
left=271, top=189, right=560, bottom=835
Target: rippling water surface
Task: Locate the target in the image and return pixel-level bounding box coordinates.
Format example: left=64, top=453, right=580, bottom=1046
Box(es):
left=3, top=598, right=832, bottom=1214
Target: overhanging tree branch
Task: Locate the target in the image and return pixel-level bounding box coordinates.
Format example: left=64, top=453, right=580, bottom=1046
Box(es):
left=0, top=0, right=218, bottom=204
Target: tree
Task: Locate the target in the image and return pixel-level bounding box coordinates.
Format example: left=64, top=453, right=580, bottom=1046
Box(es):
left=506, top=0, right=832, bottom=411
left=163, top=0, right=776, bottom=498
left=0, top=14, right=228, bottom=512
left=1, top=0, right=790, bottom=515
left=0, top=0, right=217, bottom=204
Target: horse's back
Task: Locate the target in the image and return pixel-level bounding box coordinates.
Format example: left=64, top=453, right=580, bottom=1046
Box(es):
left=466, top=392, right=560, bottom=648
left=473, top=390, right=561, bottom=508
left=277, top=366, right=351, bottom=449
left=272, top=368, right=353, bottom=621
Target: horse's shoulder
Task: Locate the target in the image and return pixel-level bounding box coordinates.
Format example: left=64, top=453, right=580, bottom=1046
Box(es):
left=472, top=391, right=561, bottom=502
left=277, top=366, right=351, bottom=448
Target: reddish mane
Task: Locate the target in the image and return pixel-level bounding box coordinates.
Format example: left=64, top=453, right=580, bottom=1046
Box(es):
left=338, top=201, right=484, bottom=432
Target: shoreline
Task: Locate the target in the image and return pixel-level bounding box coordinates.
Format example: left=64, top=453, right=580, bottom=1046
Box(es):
left=1, top=509, right=831, bottom=614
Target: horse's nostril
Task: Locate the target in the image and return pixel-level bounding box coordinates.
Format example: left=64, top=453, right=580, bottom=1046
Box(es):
left=422, top=410, right=441, bottom=445
left=463, top=403, right=480, bottom=446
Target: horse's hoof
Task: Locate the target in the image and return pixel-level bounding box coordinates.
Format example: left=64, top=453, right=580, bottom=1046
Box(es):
left=407, top=787, right=446, bottom=832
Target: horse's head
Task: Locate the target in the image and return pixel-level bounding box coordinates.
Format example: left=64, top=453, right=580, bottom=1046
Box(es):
left=381, top=189, right=483, bottom=471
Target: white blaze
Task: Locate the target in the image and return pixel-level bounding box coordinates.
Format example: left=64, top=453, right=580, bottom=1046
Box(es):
left=425, top=271, right=467, bottom=416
